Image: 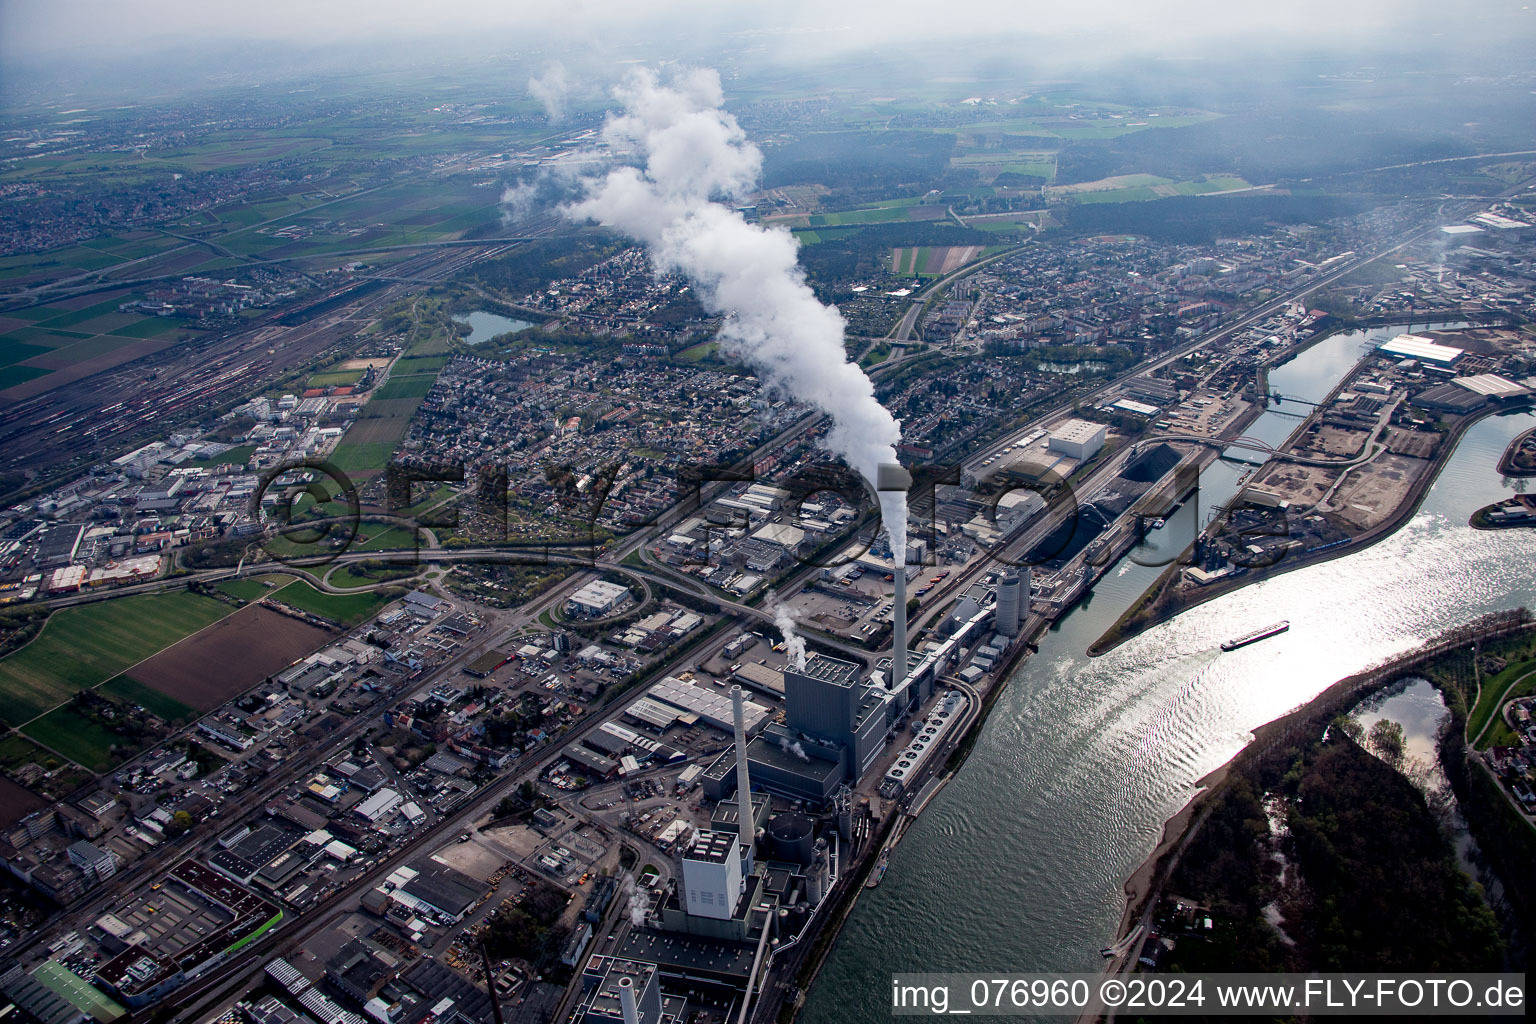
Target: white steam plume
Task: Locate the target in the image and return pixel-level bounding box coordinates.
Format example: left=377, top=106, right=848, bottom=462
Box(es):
left=561, top=67, right=906, bottom=557
left=527, top=62, right=570, bottom=121
left=622, top=872, right=646, bottom=927
left=778, top=735, right=810, bottom=763
left=766, top=590, right=807, bottom=671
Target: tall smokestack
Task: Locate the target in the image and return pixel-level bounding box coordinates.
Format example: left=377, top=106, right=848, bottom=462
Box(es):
left=879, top=463, right=912, bottom=689
left=617, top=975, right=640, bottom=1024
left=479, top=934, right=506, bottom=1024
left=730, top=685, right=754, bottom=857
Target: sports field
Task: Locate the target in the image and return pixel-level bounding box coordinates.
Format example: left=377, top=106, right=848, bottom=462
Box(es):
left=0, top=591, right=231, bottom=725
left=307, top=368, right=365, bottom=388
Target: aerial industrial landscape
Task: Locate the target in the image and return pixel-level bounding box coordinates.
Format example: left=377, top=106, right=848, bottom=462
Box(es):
left=1, top=3, right=1536, bottom=1023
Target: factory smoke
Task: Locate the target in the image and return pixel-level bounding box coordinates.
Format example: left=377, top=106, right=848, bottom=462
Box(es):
left=621, top=872, right=647, bottom=927
left=766, top=590, right=807, bottom=672
left=561, top=66, right=906, bottom=557
left=778, top=736, right=811, bottom=763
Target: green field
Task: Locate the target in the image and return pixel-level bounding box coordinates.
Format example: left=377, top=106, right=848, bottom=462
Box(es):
left=270, top=579, right=394, bottom=626
left=0, top=297, right=203, bottom=394
left=809, top=206, right=921, bottom=227
left=1073, top=186, right=1162, bottom=204
left=193, top=443, right=256, bottom=465
left=307, top=369, right=365, bottom=388
left=32, top=296, right=142, bottom=329
left=108, top=316, right=194, bottom=339
left=674, top=340, right=718, bottom=363
left=21, top=705, right=125, bottom=772
left=1050, top=174, right=1254, bottom=205
left=393, top=354, right=451, bottom=373
left=1170, top=175, right=1251, bottom=195
left=329, top=441, right=399, bottom=475
left=0, top=591, right=231, bottom=725
left=101, top=676, right=196, bottom=723
left=371, top=374, right=438, bottom=401
left=325, top=346, right=446, bottom=476
left=0, top=365, right=50, bottom=389
left=1470, top=655, right=1536, bottom=750
left=215, top=573, right=297, bottom=602
left=0, top=732, right=54, bottom=771
left=330, top=562, right=422, bottom=590
left=353, top=526, right=422, bottom=551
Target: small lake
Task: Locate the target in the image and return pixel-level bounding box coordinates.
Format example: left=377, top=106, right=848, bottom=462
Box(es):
left=1350, top=677, right=1493, bottom=888
left=1352, top=676, right=1450, bottom=766
left=458, top=310, right=534, bottom=346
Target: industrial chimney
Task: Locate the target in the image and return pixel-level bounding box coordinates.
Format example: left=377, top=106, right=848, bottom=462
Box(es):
left=617, top=975, right=640, bottom=1024
left=478, top=933, right=506, bottom=1024
left=878, top=463, right=912, bottom=690
left=730, top=686, right=754, bottom=860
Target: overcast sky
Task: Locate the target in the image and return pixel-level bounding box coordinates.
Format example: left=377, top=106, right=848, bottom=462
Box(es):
left=7, top=0, right=1534, bottom=57
left=3, top=0, right=1533, bottom=99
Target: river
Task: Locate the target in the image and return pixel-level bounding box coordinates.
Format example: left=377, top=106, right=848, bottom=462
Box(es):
left=802, top=326, right=1536, bottom=1023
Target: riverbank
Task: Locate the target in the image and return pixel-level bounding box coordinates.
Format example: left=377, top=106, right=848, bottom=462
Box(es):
left=1496, top=424, right=1536, bottom=477
left=1111, top=611, right=1536, bottom=946
left=1089, top=401, right=1530, bottom=657
left=785, top=610, right=1049, bottom=1020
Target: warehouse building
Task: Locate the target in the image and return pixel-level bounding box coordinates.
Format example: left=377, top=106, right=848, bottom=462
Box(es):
left=379, top=862, right=481, bottom=925
left=565, top=580, right=631, bottom=618
left=1414, top=383, right=1488, bottom=415
left=352, top=789, right=402, bottom=824
left=647, top=676, right=770, bottom=735
left=1047, top=419, right=1107, bottom=460
left=563, top=745, right=619, bottom=779
left=1123, top=376, right=1180, bottom=405
left=1378, top=334, right=1464, bottom=365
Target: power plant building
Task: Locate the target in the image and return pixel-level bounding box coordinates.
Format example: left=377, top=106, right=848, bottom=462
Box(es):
left=577, top=958, right=663, bottom=1024
left=678, top=830, right=745, bottom=921
left=731, top=654, right=893, bottom=804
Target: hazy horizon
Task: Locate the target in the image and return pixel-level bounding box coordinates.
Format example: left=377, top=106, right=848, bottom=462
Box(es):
left=4, top=0, right=1535, bottom=107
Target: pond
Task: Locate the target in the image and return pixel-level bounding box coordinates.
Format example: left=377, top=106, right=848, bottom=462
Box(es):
left=458, top=310, right=534, bottom=346
left=1351, top=677, right=1492, bottom=888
